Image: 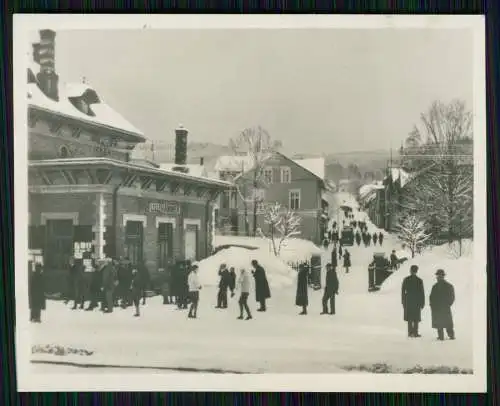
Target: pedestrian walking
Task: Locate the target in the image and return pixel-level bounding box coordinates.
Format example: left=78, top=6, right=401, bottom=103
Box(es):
left=390, top=250, right=399, bottom=270
left=161, top=263, right=174, bottom=305
left=72, top=259, right=85, bottom=310
left=251, top=260, right=271, bottom=312
left=216, top=264, right=231, bottom=309
left=430, top=269, right=455, bottom=341
left=321, top=263, right=339, bottom=315
left=378, top=232, right=384, bottom=245
left=137, top=261, right=151, bottom=305
left=295, top=263, right=309, bottom=315
left=117, top=257, right=133, bottom=307
left=187, top=264, right=202, bottom=319
left=372, top=232, right=378, bottom=245
left=29, top=263, right=46, bottom=323
left=65, top=257, right=76, bottom=304
left=343, top=249, right=351, bottom=273
left=401, top=265, right=425, bottom=337
left=130, top=267, right=144, bottom=317
left=237, top=268, right=252, bottom=320
left=330, top=246, right=338, bottom=268
left=355, top=231, right=361, bottom=246
left=338, top=244, right=343, bottom=259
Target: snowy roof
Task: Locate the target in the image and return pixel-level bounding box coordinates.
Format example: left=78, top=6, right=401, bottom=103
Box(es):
left=292, top=157, right=325, bottom=180
left=27, top=66, right=145, bottom=141
left=387, top=167, right=413, bottom=187
left=214, top=155, right=254, bottom=172
left=158, top=163, right=207, bottom=178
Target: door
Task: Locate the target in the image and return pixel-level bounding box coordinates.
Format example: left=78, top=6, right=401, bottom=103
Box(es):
left=45, top=219, right=74, bottom=270
left=157, top=222, right=173, bottom=270
left=125, top=221, right=144, bottom=266
left=184, top=224, right=198, bottom=261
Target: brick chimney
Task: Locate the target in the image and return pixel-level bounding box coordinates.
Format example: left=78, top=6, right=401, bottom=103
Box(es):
left=173, top=125, right=189, bottom=173
left=35, top=29, right=59, bottom=101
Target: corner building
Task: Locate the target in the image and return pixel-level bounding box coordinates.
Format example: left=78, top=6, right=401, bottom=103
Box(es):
left=27, top=29, right=230, bottom=291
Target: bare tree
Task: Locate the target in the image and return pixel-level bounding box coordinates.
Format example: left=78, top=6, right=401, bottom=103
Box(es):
left=259, top=202, right=302, bottom=256
left=400, top=100, right=473, bottom=252
left=230, top=126, right=274, bottom=236
left=396, top=215, right=431, bottom=258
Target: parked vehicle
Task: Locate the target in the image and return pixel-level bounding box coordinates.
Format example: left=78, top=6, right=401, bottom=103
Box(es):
left=340, top=226, right=354, bottom=246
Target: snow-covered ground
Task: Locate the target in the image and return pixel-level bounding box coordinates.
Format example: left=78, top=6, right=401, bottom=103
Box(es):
left=30, top=193, right=474, bottom=374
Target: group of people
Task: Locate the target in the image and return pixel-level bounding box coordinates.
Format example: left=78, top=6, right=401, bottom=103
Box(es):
left=329, top=243, right=352, bottom=274
left=214, top=260, right=271, bottom=320
left=401, top=265, right=456, bottom=341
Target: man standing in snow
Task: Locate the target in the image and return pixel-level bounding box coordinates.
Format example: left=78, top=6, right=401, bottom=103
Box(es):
left=101, top=258, right=117, bottom=313
left=251, top=259, right=271, bottom=312
left=330, top=245, right=338, bottom=269
left=237, top=268, right=252, bottom=320
left=295, top=263, right=309, bottom=315
left=343, top=249, right=351, bottom=273
left=378, top=232, right=384, bottom=245
left=430, top=269, right=455, bottom=341
left=187, top=264, right=202, bottom=319
left=229, top=267, right=236, bottom=298
left=401, top=265, right=425, bottom=337
left=321, top=263, right=339, bottom=315
left=216, top=263, right=231, bottom=309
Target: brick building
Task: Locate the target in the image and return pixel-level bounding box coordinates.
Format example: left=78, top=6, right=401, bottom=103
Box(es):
left=27, top=29, right=230, bottom=291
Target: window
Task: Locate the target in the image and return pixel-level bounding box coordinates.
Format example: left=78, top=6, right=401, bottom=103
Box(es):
left=58, top=145, right=70, bottom=158
left=157, top=223, right=173, bottom=270
left=44, top=219, right=74, bottom=270
left=124, top=221, right=144, bottom=266
left=221, top=190, right=236, bottom=210
left=289, top=189, right=301, bottom=210
left=281, top=167, right=291, bottom=183
left=264, top=167, right=273, bottom=184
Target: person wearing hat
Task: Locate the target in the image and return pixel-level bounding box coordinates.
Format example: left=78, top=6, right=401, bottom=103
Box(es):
left=401, top=265, right=425, bottom=337
left=187, top=264, right=202, bottom=319
left=321, top=263, right=339, bottom=315
left=429, top=269, right=456, bottom=341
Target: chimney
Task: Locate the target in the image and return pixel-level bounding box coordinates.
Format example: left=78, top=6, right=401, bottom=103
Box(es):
left=200, top=157, right=204, bottom=166
left=35, top=29, right=59, bottom=101
left=172, top=125, right=189, bottom=173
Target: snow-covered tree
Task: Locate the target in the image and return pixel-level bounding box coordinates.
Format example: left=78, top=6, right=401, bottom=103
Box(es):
left=230, top=126, right=275, bottom=237
left=399, top=100, right=473, bottom=253
left=396, top=215, right=431, bottom=259
left=259, top=202, right=302, bottom=256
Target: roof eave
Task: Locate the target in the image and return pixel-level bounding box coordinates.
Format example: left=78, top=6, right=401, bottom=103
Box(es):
left=29, top=104, right=146, bottom=143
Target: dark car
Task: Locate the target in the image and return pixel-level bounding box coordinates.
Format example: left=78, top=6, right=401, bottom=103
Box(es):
left=340, top=226, right=354, bottom=246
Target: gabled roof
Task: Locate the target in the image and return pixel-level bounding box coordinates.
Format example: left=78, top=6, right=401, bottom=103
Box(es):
left=27, top=65, right=145, bottom=142
left=292, top=157, right=325, bottom=180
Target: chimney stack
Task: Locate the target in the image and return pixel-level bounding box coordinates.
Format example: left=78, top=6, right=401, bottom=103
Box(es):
left=35, top=29, right=59, bottom=101
left=199, top=157, right=204, bottom=166
left=174, top=125, right=188, bottom=166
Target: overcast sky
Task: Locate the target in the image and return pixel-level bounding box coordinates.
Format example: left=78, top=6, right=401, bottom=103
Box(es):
left=49, top=28, right=473, bottom=155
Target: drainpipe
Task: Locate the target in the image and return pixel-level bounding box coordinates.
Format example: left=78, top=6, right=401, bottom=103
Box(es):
left=112, top=178, right=122, bottom=259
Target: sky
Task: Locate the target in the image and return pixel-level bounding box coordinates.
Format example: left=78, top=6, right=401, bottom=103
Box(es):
left=47, top=28, right=473, bottom=155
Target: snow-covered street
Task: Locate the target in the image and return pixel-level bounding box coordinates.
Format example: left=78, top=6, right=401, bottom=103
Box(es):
left=30, top=193, right=474, bottom=374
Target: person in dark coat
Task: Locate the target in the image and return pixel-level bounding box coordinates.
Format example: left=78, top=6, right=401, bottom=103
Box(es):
left=343, top=250, right=351, bottom=273
left=117, top=258, right=133, bottom=307
left=229, top=267, right=237, bottom=298
left=338, top=244, right=343, bottom=259
left=355, top=231, right=361, bottom=246
left=86, top=260, right=104, bottom=311
left=71, top=259, right=85, bottom=310
left=430, top=269, right=455, bottom=340
left=137, top=261, right=151, bottom=305
left=378, top=232, right=384, bottom=245
left=330, top=246, right=338, bottom=268
left=372, top=232, right=378, bottom=245
left=65, top=257, right=76, bottom=304
left=29, top=263, right=46, bottom=323
left=328, top=230, right=332, bottom=242
left=130, top=267, right=144, bottom=317
left=216, top=264, right=231, bottom=309
left=321, top=263, right=339, bottom=315
left=161, top=263, right=174, bottom=305
left=401, top=265, right=425, bottom=337
left=251, top=260, right=271, bottom=312
left=390, top=250, right=399, bottom=270
left=295, top=263, right=309, bottom=315
left=101, top=259, right=117, bottom=313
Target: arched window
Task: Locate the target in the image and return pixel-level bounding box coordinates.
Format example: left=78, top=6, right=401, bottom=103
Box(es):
left=59, top=145, right=70, bottom=158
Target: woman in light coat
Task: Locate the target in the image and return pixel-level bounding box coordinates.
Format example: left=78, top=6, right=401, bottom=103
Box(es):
left=187, top=264, right=202, bottom=319
left=237, top=268, right=252, bottom=320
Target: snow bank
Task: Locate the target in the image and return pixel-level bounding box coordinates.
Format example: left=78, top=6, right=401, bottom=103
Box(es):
left=379, top=241, right=474, bottom=314
left=197, top=247, right=297, bottom=289
left=213, top=235, right=322, bottom=264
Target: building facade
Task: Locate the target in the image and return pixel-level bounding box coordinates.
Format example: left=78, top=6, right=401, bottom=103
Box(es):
left=27, top=30, right=230, bottom=292
left=215, top=152, right=328, bottom=244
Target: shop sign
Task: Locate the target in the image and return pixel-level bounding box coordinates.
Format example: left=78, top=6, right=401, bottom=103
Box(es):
left=147, top=201, right=180, bottom=215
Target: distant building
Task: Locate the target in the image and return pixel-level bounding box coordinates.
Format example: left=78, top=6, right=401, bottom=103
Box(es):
left=214, top=152, right=328, bottom=244
left=27, top=30, right=230, bottom=292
